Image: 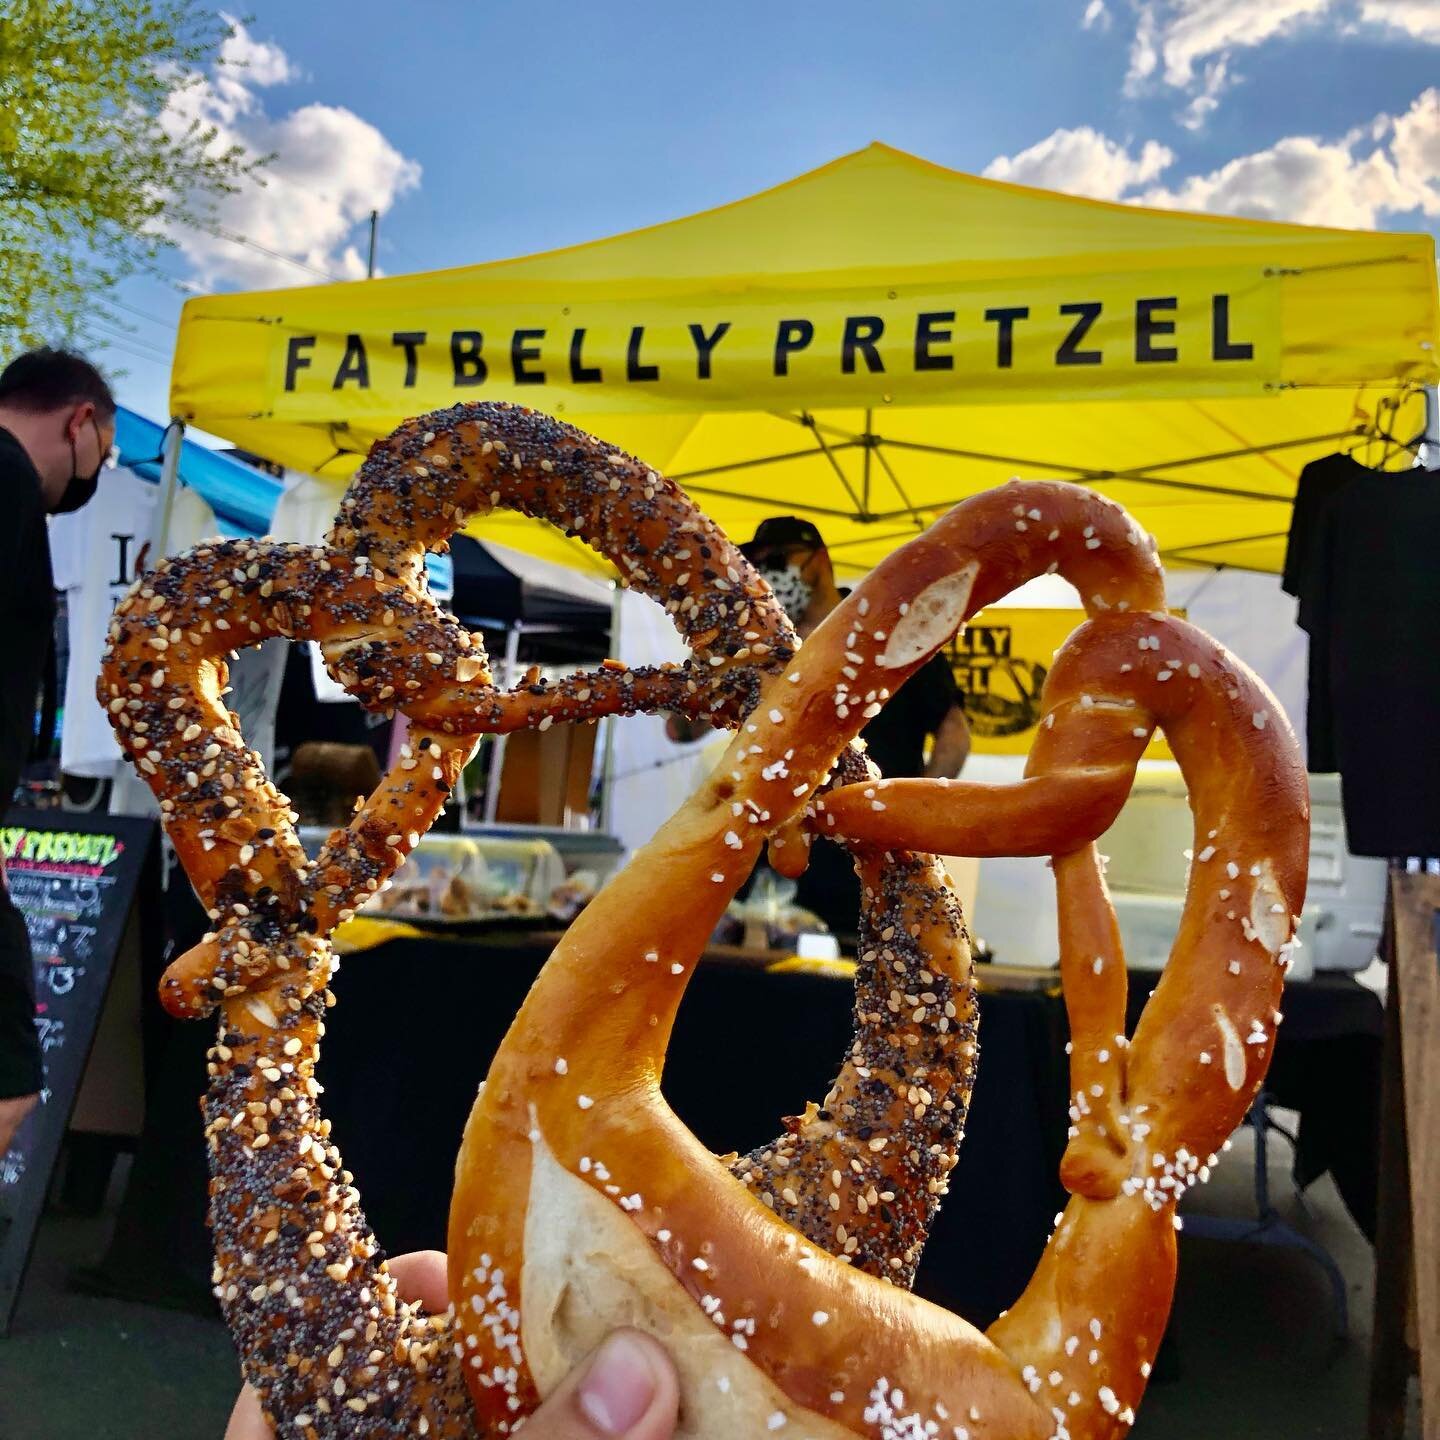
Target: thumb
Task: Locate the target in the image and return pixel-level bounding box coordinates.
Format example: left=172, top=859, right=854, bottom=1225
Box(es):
left=523, top=1329, right=679, bottom=1440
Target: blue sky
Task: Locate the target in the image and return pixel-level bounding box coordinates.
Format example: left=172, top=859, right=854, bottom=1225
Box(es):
left=105, top=0, right=1440, bottom=427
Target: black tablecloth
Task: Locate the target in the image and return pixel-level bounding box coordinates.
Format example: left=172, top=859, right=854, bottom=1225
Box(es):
left=1122, top=971, right=1384, bottom=1238
left=90, top=934, right=1380, bottom=1324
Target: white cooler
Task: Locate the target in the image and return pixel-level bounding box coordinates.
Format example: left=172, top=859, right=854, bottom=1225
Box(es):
left=965, top=758, right=1383, bottom=979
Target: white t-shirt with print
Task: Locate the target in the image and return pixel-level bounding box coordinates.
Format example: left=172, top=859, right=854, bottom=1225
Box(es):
left=50, top=469, right=217, bottom=777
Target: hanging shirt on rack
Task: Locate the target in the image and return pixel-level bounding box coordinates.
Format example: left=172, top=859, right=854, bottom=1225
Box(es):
left=1282, top=452, right=1365, bottom=772
left=1283, top=451, right=1440, bottom=858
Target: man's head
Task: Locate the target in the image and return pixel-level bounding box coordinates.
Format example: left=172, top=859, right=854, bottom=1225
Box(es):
left=740, top=516, right=836, bottom=626
left=0, top=347, right=116, bottom=514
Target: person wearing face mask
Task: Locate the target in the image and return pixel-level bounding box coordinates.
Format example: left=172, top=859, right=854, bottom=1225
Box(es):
left=0, top=347, right=116, bottom=1154
left=680, top=516, right=971, bottom=947
left=742, top=516, right=970, bottom=773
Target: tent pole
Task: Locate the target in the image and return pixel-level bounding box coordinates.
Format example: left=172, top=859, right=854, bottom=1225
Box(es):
left=483, top=624, right=522, bottom=824
left=1424, top=385, right=1439, bottom=469
left=861, top=408, right=873, bottom=515
left=600, top=583, right=623, bottom=835
left=111, top=419, right=184, bottom=818
left=150, top=418, right=184, bottom=565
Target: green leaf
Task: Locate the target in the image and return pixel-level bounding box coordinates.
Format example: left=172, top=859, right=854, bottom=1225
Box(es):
left=0, top=0, right=264, bottom=351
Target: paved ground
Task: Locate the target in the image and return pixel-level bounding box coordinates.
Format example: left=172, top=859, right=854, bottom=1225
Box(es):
left=0, top=1115, right=1419, bottom=1439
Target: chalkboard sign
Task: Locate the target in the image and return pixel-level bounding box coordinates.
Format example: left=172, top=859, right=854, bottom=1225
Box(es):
left=0, top=809, right=157, bottom=1334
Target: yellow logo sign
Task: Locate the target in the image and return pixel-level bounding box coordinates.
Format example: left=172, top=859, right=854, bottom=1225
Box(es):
left=947, top=608, right=1176, bottom=759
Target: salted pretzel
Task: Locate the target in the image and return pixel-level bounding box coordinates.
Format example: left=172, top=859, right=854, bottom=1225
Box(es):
left=99, top=404, right=1306, bottom=1440
left=451, top=481, right=1307, bottom=1439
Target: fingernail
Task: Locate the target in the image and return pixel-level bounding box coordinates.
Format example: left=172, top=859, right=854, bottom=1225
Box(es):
left=578, top=1332, right=659, bottom=1434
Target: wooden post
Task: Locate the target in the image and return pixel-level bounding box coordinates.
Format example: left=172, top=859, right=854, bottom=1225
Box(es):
left=1369, top=869, right=1440, bottom=1438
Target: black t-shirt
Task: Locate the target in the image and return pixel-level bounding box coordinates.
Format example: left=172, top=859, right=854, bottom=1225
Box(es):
left=1282, top=452, right=1360, bottom=773
left=1283, top=452, right=1357, bottom=608
left=0, top=427, right=56, bottom=806
left=857, top=651, right=959, bottom=779
left=0, top=426, right=50, bottom=1098
left=1285, top=452, right=1440, bottom=857
left=792, top=651, right=960, bottom=941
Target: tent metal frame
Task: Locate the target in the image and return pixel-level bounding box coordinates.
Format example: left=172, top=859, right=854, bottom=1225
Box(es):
left=257, top=386, right=1435, bottom=576
left=662, top=408, right=1423, bottom=572
left=109, top=385, right=1438, bottom=834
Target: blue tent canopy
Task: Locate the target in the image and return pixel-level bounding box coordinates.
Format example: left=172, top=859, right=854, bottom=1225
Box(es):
left=112, top=407, right=452, bottom=596
left=114, top=406, right=280, bottom=538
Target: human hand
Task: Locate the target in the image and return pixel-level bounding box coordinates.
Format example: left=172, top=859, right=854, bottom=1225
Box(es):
left=223, top=1250, right=679, bottom=1439
left=0, top=1093, right=37, bottom=1155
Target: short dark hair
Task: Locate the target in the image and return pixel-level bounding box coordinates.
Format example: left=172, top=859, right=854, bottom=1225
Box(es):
left=0, top=347, right=115, bottom=419
left=740, top=515, right=826, bottom=562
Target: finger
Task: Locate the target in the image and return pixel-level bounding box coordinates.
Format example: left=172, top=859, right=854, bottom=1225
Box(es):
left=386, top=1249, right=449, bottom=1311
left=223, top=1382, right=268, bottom=1440
left=524, top=1329, right=679, bottom=1440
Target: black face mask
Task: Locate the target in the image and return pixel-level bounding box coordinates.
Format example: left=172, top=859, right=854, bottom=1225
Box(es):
left=55, top=416, right=105, bottom=514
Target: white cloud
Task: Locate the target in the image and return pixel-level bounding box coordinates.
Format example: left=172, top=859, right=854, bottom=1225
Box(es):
left=1136, top=88, right=1440, bottom=225
left=1137, top=135, right=1411, bottom=225
left=983, top=127, right=1175, bottom=200
left=1082, top=0, right=1113, bottom=30
left=1124, top=0, right=1332, bottom=93
left=1120, top=0, right=1440, bottom=118
left=1392, top=87, right=1440, bottom=193
left=1176, top=55, right=1232, bottom=129
left=1359, top=0, right=1440, bottom=42
left=163, top=20, right=421, bottom=290
left=210, top=12, right=298, bottom=119
left=985, top=89, right=1440, bottom=229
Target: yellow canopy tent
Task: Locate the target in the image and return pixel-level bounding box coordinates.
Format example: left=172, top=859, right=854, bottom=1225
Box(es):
left=171, top=142, right=1439, bottom=577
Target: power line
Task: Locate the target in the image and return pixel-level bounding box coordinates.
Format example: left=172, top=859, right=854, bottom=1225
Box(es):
left=245, top=168, right=416, bottom=271
left=107, top=297, right=180, bottom=331
left=87, top=318, right=172, bottom=357
left=201, top=223, right=339, bottom=281
left=85, top=336, right=170, bottom=371
left=162, top=215, right=340, bottom=282
left=83, top=320, right=173, bottom=365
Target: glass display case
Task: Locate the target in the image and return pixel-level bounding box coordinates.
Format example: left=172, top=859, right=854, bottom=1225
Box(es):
left=297, top=826, right=585, bottom=925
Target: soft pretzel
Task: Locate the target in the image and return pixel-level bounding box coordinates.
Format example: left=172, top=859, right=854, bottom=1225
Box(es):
left=97, top=403, right=803, bottom=1438
left=449, top=480, right=1307, bottom=1439
left=721, top=739, right=979, bottom=1290
left=104, top=405, right=797, bottom=1019
left=97, top=403, right=1308, bottom=1440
